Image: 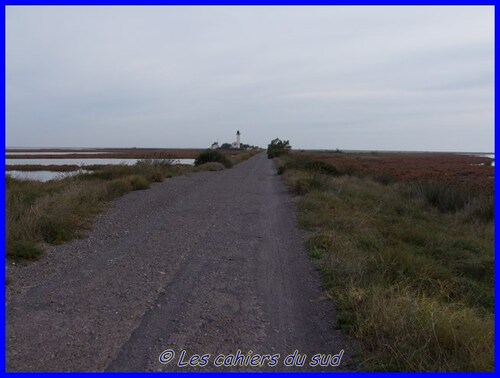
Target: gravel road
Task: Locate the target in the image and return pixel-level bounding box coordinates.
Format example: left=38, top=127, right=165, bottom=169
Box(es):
left=6, top=152, right=356, bottom=372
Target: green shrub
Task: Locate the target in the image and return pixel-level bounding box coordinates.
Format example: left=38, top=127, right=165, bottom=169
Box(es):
left=194, top=150, right=233, bottom=168
left=107, top=178, right=133, bottom=197
left=128, top=175, right=150, bottom=190
left=267, top=138, right=291, bottom=159
left=145, top=168, right=164, bottom=182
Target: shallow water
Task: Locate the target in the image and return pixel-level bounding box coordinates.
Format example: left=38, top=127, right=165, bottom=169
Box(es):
left=6, top=158, right=195, bottom=166
left=6, top=158, right=196, bottom=181
left=464, top=153, right=495, bottom=166
left=472, top=153, right=494, bottom=160
left=6, top=151, right=114, bottom=155
left=6, top=170, right=91, bottom=182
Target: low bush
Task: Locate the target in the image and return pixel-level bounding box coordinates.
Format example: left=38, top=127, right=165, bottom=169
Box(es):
left=107, top=178, right=133, bottom=197
left=127, top=175, right=150, bottom=190
left=267, top=138, right=291, bottom=159
left=194, top=150, right=233, bottom=168
left=151, top=170, right=164, bottom=182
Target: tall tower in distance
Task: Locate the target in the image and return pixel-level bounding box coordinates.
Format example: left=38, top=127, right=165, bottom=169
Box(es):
left=236, top=130, right=241, bottom=149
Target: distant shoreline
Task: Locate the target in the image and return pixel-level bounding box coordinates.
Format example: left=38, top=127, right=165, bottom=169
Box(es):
left=5, top=147, right=494, bottom=155
left=299, top=149, right=495, bottom=155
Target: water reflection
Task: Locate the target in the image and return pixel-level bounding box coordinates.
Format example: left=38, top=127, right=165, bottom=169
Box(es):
left=6, top=151, right=114, bottom=155
left=465, top=153, right=495, bottom=167
left=6, top=170, right=90, bottom=182
left=6, top=158, right=195, bottom=166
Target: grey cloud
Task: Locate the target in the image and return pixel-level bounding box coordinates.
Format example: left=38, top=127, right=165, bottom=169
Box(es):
left=6, top=6, right=494, bottom=151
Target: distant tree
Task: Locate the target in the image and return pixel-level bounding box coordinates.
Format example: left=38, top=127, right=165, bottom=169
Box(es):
left=267, top=138, right=291, bottom=159
left=240, top=143, right=260, bottom=150
left=219, top=143, right=232, bottom=150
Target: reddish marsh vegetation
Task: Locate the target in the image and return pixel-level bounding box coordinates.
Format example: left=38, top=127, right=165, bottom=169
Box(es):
left=292, top=151, right=493, bottom=191
left=278, top=151, right=494, bottom=371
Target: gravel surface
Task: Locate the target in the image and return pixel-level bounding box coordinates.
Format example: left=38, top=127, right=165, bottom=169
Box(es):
left=6, top=152, right=357, bottom=372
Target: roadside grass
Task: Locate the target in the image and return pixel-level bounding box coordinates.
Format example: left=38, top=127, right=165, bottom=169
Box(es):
left=6, top=150, right=260, bottom=262
left=278, top=155, right=493, bottom=372
left=6, top=160, right=190, bottom=261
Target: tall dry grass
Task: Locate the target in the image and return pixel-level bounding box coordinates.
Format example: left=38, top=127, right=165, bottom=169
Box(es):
left=6, top=161, right=190, bottom=260
left=279, top=155, right=493, bottom=371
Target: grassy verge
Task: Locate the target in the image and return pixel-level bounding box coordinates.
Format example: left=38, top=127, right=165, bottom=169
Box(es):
left=6, top=159, right=191, bottom=261
left=277, top=154, right=493, bottom=372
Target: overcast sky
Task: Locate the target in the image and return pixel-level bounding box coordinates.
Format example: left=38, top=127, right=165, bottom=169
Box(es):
left=6, top=6, right=494, bottom=151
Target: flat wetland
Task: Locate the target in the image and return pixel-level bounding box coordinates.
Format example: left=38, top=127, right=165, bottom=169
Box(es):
left=277, top=150, right=493, bottom=371
left=294, top=150, right=493, bottom=189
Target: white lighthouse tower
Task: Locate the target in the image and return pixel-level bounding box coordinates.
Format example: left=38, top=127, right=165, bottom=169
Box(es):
left=236, top=130, right=241, bottom=149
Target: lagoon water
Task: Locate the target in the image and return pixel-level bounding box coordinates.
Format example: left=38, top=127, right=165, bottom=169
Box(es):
left=6, top=158, right=195, bottom=166
left=469, top=153, right=494, bottom=159
left=5, top=157, right=196, bottom=181
left=463, top=153, right=495, bottom=166
left=6, top=151, right=114, bottom=155
left=6, top=170, right=91, bottom=182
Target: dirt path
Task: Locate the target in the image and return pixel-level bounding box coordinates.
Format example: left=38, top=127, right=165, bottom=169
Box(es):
left=7, top=152, right=356, bottom=372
